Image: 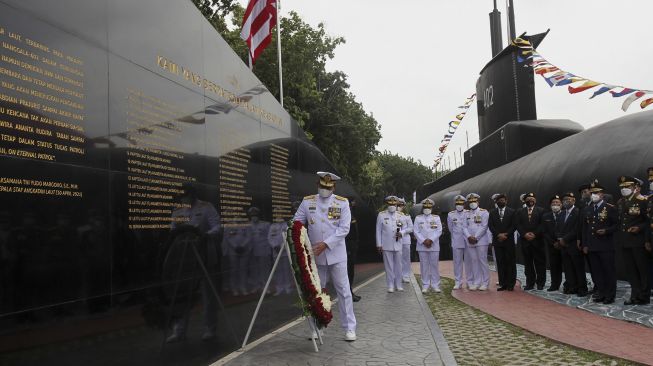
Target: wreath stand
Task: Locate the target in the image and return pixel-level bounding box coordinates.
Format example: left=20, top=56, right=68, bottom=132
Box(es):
left=240, top=231, right=323, bottom=353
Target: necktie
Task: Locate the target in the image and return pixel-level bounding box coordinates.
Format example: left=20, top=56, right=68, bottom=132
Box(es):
left=528, top=208, right=532, bottom=222
left=564, top=209, right=570, bottom=223
left=499, top=209, right=504, bottom=221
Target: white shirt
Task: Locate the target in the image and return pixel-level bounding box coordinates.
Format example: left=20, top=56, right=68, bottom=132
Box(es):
left=414, top=214, right=443, bottom=252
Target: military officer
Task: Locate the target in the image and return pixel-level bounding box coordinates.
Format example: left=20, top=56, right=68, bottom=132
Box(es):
left=580, top=180, right=618, bottom=304
left=398, top=198, right=414, bottom=283
left=293, top=171, right=356, bottom=341
left=616, top=175, right=650, bottom=305
left=447, top=195, right=468, bottom=289
left=376, top=196, right=405, bottom=292
left=463, top=193, right=491, bottom=290
left=414, top=199, right=443, bottom=293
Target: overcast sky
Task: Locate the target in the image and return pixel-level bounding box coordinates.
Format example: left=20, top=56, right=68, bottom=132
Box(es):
left=238, top=0, right=653, bottom=168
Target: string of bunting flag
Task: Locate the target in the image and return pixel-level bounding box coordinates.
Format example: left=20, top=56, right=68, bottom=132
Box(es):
left=513, top=38, right=653, bottom=111
left=434, top=93, right=476, bottom=167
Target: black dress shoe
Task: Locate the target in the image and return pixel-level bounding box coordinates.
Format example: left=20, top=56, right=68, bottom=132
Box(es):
left=546, top=287, right=559, bottom=292
left=592, top=296, right=605, bottom=302
left=497, top=287, right=506, bottom=291
left=624, top=299, right=638, bottom=305
left=603, top=298, right=615, bottom=304
left=536, top=285, right=544, bottom=290
left=562, top=288, right=572, bottom=294
left=506, top=287, right=514, bottom=291
left=576, top=290, right=588, bottom=297
left=352, top=294, right=361, bottom=302
left=524, top=285, right=534, bottom=291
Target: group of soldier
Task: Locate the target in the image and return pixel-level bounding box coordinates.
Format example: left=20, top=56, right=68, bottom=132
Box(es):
left=377, top=168, right=653, bottom=307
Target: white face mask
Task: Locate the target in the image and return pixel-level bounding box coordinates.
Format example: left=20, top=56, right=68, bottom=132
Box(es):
left=591, top=193, right=601, bottom=203
left=469, top=202, right=478, bottom=210
left=551, top=205, right=561, bottom=213
left=387, top=205, right=397, bottom=213
left=318, top=188, right=333, bottom=198
left=422, top=209, right=432, bottom=215
left=650, top=182, right=653, bottom=191
left=620, top=188, right=633, bottom=197
left=455, top=205, right=464, bottom=212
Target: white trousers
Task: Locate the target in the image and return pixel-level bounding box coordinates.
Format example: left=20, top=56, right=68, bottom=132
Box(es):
left=382, top=250, right=403, bottom=289
left=318, top=262, right=357, bottom=332
left=466, top=245, right=490, bottom=287
left=418, top=251, right=440, bottom=289
left=452, top=248, right=465, bottom=285
left=401, top=244, right=412, bottom=278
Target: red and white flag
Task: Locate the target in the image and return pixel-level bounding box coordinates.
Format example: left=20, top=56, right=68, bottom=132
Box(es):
left=240, top=0, right=277, bottom=66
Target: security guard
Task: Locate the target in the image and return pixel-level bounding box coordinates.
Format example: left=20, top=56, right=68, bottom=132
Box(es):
left=580, top=180, right=618, bottom=304
left=376, top=196, right=405, bottom=292
left=293, top=171, right=356, bottom=341
left=414, top=198, right=443, bottom=293
left=463, top=193, right=490, bottom=290
left=447, top=195, right=468, bottom=289
left=398, top=198, right=414, bottom=283
left=616, top=175, right=650, bottom=305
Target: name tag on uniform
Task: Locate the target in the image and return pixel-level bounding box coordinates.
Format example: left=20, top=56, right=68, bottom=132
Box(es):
left=430, top=221, right=437, bottom=229
left=309, top=205, right=316, bottom=211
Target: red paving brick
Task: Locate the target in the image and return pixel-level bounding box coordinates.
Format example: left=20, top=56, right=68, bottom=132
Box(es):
left=413, top=260, right=653, bottom=365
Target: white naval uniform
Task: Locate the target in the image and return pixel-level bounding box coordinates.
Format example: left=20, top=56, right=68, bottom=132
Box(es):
left=400, top=213, right=414, bottom=281
left=376, top=210, right=406, bottom=290
left=294, top=194, right=356, bottom=332
left=463, top=208, right=490, bottom=288
left=413, top=214, right=443, bottom=290
left=268, top=221, right=293, bottom=294
left=447, top=210, right=469, bottom=287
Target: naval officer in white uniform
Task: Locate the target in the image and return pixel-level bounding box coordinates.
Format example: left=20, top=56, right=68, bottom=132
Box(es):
left=463, top=193, right=491, bottom=290
left=447, top=195, right=469, bottom=289
left=413, top=198, right=443, bottom=293
left=293, top=171, right=357, bottom=341
left=376, top=196, right=406, bottom=292
left=397, top=198, right=414, bottom=283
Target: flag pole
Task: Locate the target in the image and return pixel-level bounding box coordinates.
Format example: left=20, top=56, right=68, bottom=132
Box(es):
left=275, top=0, right=284, bottom=107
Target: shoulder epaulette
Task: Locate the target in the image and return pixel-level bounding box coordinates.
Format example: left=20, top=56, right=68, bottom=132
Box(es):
left=449, top=210, right=455, bottom=214
left=334, top=195, right=347, bottom=201
left=479, top=208, right=487, bottom=211
left=636, top=195, right=647, bottom=201
left=304, top=195, right=316, bottom=200
left=606, top=203, right=614, bottom=207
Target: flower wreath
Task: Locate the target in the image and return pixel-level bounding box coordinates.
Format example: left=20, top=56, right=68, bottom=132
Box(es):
left=288, top=220, right=333, bottom=328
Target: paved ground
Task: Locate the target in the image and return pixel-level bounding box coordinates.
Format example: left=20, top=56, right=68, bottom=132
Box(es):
left=220, top=272, right=455, bottom=366
left=432, top=261, right=653, bottom=365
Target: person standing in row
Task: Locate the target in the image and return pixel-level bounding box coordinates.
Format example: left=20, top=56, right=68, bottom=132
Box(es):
left=463, top=193, right=490, bottom=291
left=414, top=199, right=443, bottom=293
left=293, top=171, right=357, bottom=341
left=488, top=194, right=517, bottom=291
left=447, top=195, right=468, bottom=290
left=559, top=192, right=587, bottom=296
left=616, top=175, right=650, bottom=305
left=376, top=196, right=405, bottom=293
left=398, top=198, right=414, bottom=284
left=515, top=193, right=546, bottom=290
left=580, top=180, right=618, bottom=304
left=346, top=197, right=362, bottom=302
left=541, top=195, right=565, bottom=292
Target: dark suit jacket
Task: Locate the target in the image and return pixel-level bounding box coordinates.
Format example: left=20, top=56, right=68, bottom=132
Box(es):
left=542, top=208, right=580, bottom=254
left=581, top=201, right=618, bottom=252
left=515, top=206, right=544, bottom=246
left=488, top=207, right=516, bottom=247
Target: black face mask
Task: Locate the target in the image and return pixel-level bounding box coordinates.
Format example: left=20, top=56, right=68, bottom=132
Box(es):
left=497, top=202, right=506, bottom=208
left=526, top=201, right=535, bottom=208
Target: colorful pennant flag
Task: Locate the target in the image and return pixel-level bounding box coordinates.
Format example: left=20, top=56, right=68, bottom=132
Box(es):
left=512, top=38, right=653, bottom=112
left=434, top=94, right=476, bottom=167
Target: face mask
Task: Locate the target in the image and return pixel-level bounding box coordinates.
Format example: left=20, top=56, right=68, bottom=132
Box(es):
left=551, top=205, right=561, bottom=213
left=526, top=201, right=535, bottom=207
left=497, top=202, right=506, bottom=208
left=591, top=193, right=601, bottom=203
left=469, top=202, right=478, bottom=210
left=318, top=188, right=333, bottom=198
left=387, top=205, right=397, bottom=213
left=620, top=188, right=633, bottom=197
left=455, top=205, right=464, bottom=212
left=422, top=209, right=432, bottom=215
left=563, top=201, right=573, bottom=209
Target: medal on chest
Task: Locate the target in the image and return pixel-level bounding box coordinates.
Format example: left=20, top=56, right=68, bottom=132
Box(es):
left=327, top=204, right=341, bottom=220
left=599, top=207, right=608, bottom=221
left=430, top=220, right=438, bottom=229
left=474, top=214, right=482, bottom=223
left=628, top=204, right=641, bottom=216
